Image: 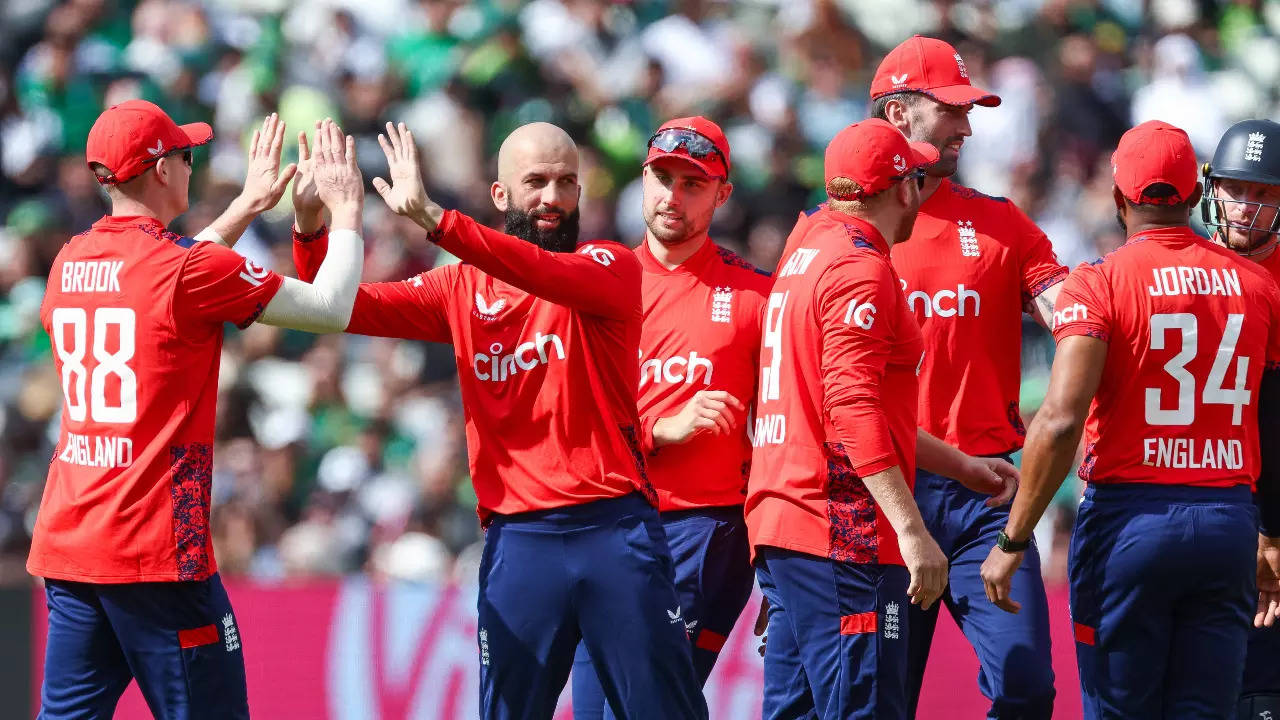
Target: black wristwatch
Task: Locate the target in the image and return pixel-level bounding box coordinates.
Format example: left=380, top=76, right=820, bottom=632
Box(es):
left=996, top=530, right=1031, bottom=553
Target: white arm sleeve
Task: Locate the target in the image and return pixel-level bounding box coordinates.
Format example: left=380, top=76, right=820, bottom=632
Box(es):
left=257, top=228, right=363, bottom=333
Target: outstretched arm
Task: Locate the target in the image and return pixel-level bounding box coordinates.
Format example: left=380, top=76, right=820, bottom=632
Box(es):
left=371, top=122, right=640, bottom=319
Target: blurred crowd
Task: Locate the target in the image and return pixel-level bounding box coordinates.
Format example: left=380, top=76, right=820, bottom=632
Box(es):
left=1, top=0, right=1277, bottom=586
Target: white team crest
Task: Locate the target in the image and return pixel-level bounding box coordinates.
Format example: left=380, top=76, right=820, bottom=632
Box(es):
left=958, top=220, right=980, bottom=257
left=146, top=140, right=164, bottom=157
left=883, top=601, right=901, bottom=639
left=474, top=293, right=506, bottom=320
left=222, top=613, right=241, bottom=652
left=893, top=154, right=907, bottom=173
left=891, top=73, right=909, bottom=86
left=1246, top=132, right=1266, bottom=162
left=954, top=53, right=969, bottom=79
left=711, top=286, right=733, bottom=323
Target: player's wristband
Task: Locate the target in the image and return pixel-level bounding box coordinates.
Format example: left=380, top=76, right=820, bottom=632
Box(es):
left=996, top=530, right=1030, bottom=553
left=193, top=227, right=225, bottom=245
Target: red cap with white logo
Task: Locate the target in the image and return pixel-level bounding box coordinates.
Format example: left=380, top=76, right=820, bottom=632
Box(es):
left=85, top=100, right=213, bottom=184
left=824, top=119, right=940, bottom=200
left=870, top=35, right=1000, bottom=107
left=1111, top=120, right=1199, bottom=205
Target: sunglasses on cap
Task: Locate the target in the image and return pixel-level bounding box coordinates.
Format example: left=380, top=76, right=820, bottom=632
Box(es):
left=647, top=128, right=728, bottom=176
left=144, top=147, right=194, bottom=168
left=891, top=167, right=927, bottom=190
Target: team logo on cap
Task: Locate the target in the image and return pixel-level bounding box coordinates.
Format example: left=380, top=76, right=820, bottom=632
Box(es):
left=893, top=154, right=907, bottom=173
left=1246, top=132, right=1266, bottom=162
left=954, top=53, right=969, bottom=79
left=891, top=73, right=909, bottom=86
left=146, top=140, right=165, bottom=157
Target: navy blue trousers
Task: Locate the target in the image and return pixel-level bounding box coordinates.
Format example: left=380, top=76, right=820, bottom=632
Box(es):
left=1069, top=483, right=1256, bottom=719
left=907, top=465, right=1056, bottom=719
left=755, top=546, right=911, bottom=720
left=570, top=505, right=755, bottom=719
left=39, top=572, right=248, bottom=720
left=477, top=492, right=707, bottom=720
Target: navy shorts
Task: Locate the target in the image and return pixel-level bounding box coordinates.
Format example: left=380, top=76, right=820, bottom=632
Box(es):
left=39, top=572, right=248, bottom=720
left=478, top=492, right=707, bottom=720
left=1069, top=483, right=1255, bottom=719
left=755, top=546, right=910, bottom=720
left=571, top=505, right=754, bottom=719
left=907, top=463, right=1055, bottom=719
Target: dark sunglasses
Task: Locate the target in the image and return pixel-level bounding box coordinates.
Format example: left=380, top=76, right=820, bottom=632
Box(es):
left=647, top=128, right=728, bottom=177
left=891, top=167, right=926, bottom=190
left=145, top=147, right=193, bottom=168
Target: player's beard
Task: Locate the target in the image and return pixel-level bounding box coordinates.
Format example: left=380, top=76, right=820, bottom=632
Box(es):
left=504, top=207, right=581, bottom=253
left=645, top=206, right=711, bottom=248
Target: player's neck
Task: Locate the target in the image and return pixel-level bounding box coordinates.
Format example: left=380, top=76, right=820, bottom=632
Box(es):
left=108, top=197, right=178, bottom=227
left=645, top=232, right=708, bottom=270
left=1125, top=220, right=1189, bottom=239
left=920, top=175, right=944, bottom=203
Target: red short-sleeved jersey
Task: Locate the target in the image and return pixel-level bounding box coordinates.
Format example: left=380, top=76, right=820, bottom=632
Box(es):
left=746, top=208, right=925, bottom=566
left=294, top=211, right=651, bottom=521
left=1053, top=226, right=1280, bottom=488
left=890, top=180, right=1068, bottom=455
left=634, top=238, right=771, bottom=511
left=29, top=216, right=282, bottom=583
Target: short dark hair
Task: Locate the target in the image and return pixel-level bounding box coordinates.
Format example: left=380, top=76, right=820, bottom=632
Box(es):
left=869, top=91, right=923, bottom=121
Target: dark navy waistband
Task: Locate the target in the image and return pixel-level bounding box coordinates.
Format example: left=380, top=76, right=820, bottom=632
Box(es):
left=1084, top=482, right=1252, bottom=504
left=487, top=492, right=653, bottom=528
left=660, top=505, right=745, bottom=524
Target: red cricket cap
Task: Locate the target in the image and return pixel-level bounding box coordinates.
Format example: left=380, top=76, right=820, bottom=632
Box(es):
left=644, top=116, right=731, bottom=179
left=870, top=35, right=1000, bottom=108
left=825, top=119, right=940, bottom=199
left=85, top=99, right=213, bottom=184
left=1111, top=120, right=1199, bottom=205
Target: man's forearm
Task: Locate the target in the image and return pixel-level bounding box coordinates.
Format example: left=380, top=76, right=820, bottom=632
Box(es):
left=1031, top=281, right=1064, bottom=329
left=861, top=465, right=929, bottom=538
left=294, top=206, right=326, bottom=234
left=916, top=428, right=973, bottom=479
left=1003, top=414, right=1079, bottom=541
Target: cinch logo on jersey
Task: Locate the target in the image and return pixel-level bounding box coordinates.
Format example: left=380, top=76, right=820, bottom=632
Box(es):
left=1052, top=303, right=1088, bottom=329
left=639, top=350, right=714, bottom=386
left=472, top=333, right=565, bottom=382
left=843, top=298, right=877, bottom=329
left=958, top=220, right=980, bottom=257
left=61, top=261, right=123, bottom=293
left=777, top=248, right=821, bottom=278
left=900, top=280, right=981, bottom=318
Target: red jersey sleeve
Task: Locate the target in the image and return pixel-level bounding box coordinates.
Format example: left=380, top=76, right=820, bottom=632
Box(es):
left=817, top=256, right=900, bottom=477
left=1010, top=202, right=1069, bottom=304
left=1267, top=280, right=1280, bottom=369
left=291, top=224, right=450, bottom=342
left=1051, top=263, right=1112, bottom=343
left=430, top=210, right=641, bottom=320
left=175, top=241, right=283, bottom=330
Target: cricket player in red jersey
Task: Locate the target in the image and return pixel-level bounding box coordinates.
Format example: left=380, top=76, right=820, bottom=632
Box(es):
left=293, top=122, right=706, bottom=720
left=748, top=119, right=955, bottom=720
left=570, top=117, right=772, bottom=718
left=865, top=35, right=1068, bottom=718
left=31, top=102, right=367, bottom=720
left=980, top=120, right=1280, bottom=718
left=1201, top=118, right=1280, bottom=718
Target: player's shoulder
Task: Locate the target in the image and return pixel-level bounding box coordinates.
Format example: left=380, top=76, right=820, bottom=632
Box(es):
left=935, top=180, right=1013, bottom=210
left=710, top=242, right=772, bottom=289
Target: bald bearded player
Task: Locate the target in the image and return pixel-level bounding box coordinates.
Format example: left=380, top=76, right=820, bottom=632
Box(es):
left=292, top=122, right=707, bottom=720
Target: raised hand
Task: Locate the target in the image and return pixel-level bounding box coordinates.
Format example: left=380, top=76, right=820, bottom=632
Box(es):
left=239, top=113, right=297, bottom=214
left=292, top=125, right=324, bottom=231
left=311, top=118, right=364, bottom=231
left=373, top=121, right=442, bottom=231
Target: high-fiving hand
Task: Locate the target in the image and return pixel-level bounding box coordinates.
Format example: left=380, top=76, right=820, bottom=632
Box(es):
left=373, top=122, right=443, bottom=232
left=238, top=113, right=298, bottom=215
left=292, top=123, right=324, bottom=230
left=310, top=118, right=363, bottom=231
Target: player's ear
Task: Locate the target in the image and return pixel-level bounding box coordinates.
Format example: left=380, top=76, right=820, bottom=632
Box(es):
left=715, top=180, right=733, bottom=208
left=884, top=97, right=911, bottom=135
left=491, top=181, right=508, bottom=212
left=1188, top=182, right=1203, bottom=208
